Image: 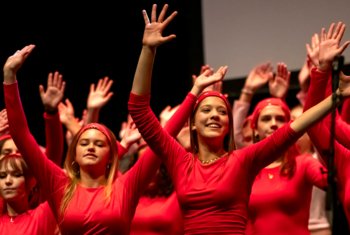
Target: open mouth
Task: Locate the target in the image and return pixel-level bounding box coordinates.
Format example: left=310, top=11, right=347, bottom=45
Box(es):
left=206, top=123, right=221, bottom=128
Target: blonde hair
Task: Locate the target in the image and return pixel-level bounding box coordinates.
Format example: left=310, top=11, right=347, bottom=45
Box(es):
left=60, top=123, right=119, bottom=215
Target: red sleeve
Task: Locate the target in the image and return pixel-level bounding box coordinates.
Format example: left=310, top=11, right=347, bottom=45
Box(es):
left=303, top=67, right=350, bottom=182
left=116, top=141, right=128, bottom=159
left=302, top=153, right=328, bottom=190
left=123, top=92, right=196, bottom=214
left=334, top=117, right=350, bottom=148
left=43, top=112, right=64, bottom=167
left=163, top=92, right=197, bottom=135
left=4, top=82, right=68, bottom=217
left=128, top=92, right=193, bottom=182
left=241, top=123, right=302, bottom=175
left=304, top=68, right=330, bottom=111
left=341, top=98, right=350, bottom=123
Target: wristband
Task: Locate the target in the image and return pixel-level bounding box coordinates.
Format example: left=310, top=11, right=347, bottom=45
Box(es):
left=241, top=88, right=253, bottom=96
left=332, top=90, right=343, bottom=106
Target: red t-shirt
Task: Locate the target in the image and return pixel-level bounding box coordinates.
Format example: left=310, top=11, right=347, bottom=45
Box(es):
left=0, top=202, right=58, bottom=235
left=246, top=154, right=327, bottom=235
left=129, top=92, right=302, bottom=234
left=130, top=192, right=184, bottom=235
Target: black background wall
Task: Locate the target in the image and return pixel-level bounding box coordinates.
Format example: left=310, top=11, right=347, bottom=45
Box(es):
left=1, top=1, right=349, bottom=149
left=0, top=1, right=203, bottom=146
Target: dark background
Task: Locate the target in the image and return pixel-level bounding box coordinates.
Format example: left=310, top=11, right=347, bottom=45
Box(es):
left=0, top=1, right=349, bottom=147
left=1, top=2, right=350, bottom=232
left=0, top=1, right=203, bottom=146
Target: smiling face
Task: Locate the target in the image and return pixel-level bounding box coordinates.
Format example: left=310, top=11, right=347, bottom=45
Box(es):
left=0, top=157, right=28, bottom=203
left=75, top=129, right=111, bottom=175
left=255, top=105, right=287, bottom=140
left=193, top=96, right=229, bottom=142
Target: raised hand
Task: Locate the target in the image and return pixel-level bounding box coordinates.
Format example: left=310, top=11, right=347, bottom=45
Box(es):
left=39, top=71, right=66, bottom=113
left=192, top=65, right=222, bottom=93
left=142, top=4, right=178, bottom=48
left=192, top=65, right=214, bottom=84
left=131, top=4, right=178, bottom=96
left=119, top=114, right=142, bottom=149
left=0, top=109, right=9, bottom=135
left=3, top=44, right=36, bottom=84
left=269, top=62, right=291, bottom=98
left=191, top=66, right=228, bottom=96
left=298, top=58, right=312, bottom=93
left=318, top=22, right=350, bottom=72
left=58, top=99, right=76, bottom=126
left=87, top=76, right=114, bottom=110
left=306, top=33, right=320, bottom=68
left=244, top=62, right=274, bottom=93
left=159, top=105, right=180, bottom=127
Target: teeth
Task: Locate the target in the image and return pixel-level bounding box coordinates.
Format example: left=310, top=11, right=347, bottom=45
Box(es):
left=208, top=124, right=220, bottom=128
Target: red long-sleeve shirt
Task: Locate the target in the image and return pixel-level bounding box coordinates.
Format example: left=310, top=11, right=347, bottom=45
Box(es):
left=304, top=68, right=350, bottom=227
left=4, top=82, right=196, bottom=234
left=130, top=192, right=184, bottom=235
left=128, top=92, right=302, bottom=234
left=0, top=202, right=58, bottom=235
left=246, top=153, right=327, bottom=235
left=4, top=82, right=161, bottom=234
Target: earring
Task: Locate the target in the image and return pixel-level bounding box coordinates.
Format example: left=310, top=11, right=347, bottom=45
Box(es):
left=253, top=134, right=260, bottom=143
left=71, top=161, right=80, bottom=176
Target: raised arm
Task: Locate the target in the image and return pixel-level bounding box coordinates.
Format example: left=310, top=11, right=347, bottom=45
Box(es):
left=85, top=76, right=114, bottom=124
left=3, top=44, right=67, bottom=200
left=117, top=115, right=142, bottom=158
left=0, top=109, right=9, bottom=136
left=39, top=71, right=66, bottom=166
left=341, top=95, right=350, bottom=123
left=296, top=22, right=350, bottom=134
left=128, top=4, right=227, bottom=176
left=268, top=62, right=291, bottom=99
left=131, top=4, right=177, bottom=96
left=192, top=64, right=225, bottom=95
left=58, top=98, right=84, bottom=145
left=233, top=62, right=273, bottom=149
left=239, top=62, right=273, bottom=103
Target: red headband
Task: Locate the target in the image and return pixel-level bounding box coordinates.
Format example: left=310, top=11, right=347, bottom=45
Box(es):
left=0, top=134, right=11, bottom=142
left=194, top=91, right=231, bottom=111
left=77, top=123, right=112, bottom=145
left=250, top=97, right=290, bottom=129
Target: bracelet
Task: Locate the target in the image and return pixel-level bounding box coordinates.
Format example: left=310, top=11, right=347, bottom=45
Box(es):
left=332, top=90, right=343, bottom=105
left=241, top=88, right=254, bottom=96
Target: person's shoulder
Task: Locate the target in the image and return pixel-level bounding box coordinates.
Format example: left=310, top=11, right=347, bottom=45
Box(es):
left=295, top=152, right=320, bottom=164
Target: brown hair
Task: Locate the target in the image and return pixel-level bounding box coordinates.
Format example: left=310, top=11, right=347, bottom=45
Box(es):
left=189, top=91, right=235, bottom=154
left=0, top=153, right=36, bottom=212
left=60, top=123, right=119, bottom=215
left=252, top=99, right=297, bottom=178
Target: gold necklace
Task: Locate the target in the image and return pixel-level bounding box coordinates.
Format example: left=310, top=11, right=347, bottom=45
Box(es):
left=9, top=215, right=16, bottom=223
left=199, top=152, right=228, bottom=165
left=199, top=157, right=221, bottom=164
